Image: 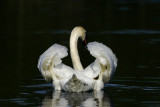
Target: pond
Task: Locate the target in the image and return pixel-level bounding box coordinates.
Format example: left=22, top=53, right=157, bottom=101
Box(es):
left=0, top=0, right=160, bottom=107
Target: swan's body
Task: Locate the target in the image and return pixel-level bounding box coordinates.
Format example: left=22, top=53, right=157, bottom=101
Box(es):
left=38, top=26, right=117, bottom=92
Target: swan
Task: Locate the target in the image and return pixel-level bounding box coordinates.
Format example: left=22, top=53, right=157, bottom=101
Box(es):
left=37, top=26, right=117, bottom=92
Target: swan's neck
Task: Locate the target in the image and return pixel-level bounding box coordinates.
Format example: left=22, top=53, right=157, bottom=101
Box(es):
left=70, top=32, right=83, bottom=71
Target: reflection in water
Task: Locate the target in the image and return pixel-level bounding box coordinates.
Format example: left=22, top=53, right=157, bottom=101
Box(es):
left=41, top=90, right=112, bottom=107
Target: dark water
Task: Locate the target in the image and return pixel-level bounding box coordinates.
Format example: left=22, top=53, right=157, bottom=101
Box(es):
left=1, top=0, right=160, bottom=107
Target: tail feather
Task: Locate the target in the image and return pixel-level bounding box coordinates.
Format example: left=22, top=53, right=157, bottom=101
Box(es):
left=64, top=75, right=90, bottom=92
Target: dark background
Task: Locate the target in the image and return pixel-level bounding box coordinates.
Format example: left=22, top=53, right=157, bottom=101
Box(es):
left=0, top=0, right=160, bottom=106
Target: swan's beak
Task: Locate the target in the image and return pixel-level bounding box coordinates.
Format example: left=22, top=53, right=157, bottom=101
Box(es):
left=82, top=39, right=87, bottom=48
left=85, top=39, right=87, bottom=44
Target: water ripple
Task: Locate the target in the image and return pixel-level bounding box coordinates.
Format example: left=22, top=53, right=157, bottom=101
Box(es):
left=21, top=84, right=52, bottom=88
left=100, top=29, right=160, bottom=35
left=106, top=83, right=160, bottom=91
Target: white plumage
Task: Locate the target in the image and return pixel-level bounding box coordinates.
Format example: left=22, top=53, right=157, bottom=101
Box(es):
left=37, top=26, right=117, bottom=92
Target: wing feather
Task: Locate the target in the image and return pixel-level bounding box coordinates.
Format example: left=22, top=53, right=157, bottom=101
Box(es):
left=84, top=42, right=118, bottom=83
left=37, top=44, right=73, bottom=81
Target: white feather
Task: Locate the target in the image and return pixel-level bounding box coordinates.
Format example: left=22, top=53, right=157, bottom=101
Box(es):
left=87, top=42, right=118, bottom=82
left=37, top=44, right=70, bottom=80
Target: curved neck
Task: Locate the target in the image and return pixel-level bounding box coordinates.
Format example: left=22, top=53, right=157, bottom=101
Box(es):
left=70, top=32, right=83, bottom=71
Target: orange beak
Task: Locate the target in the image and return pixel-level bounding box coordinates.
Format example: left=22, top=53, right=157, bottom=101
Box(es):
left=85, top=39, right=87, bottom=44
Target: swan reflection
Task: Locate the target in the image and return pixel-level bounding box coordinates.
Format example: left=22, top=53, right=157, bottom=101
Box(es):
left=41, top=90, right=112, bottom=107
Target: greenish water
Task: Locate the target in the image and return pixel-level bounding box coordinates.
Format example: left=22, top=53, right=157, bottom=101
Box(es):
left=1, top=0, right=160, bottom=107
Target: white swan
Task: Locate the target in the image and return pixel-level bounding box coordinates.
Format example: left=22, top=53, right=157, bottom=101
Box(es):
left=37, top=26, right=117, bottom=92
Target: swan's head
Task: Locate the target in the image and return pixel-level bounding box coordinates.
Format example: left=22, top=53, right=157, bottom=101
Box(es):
left=71, top=26, right=86, bottom=41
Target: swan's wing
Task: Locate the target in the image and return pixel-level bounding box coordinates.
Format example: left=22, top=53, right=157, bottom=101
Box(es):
left=75, top=59, right=101, bottom=85
left=78, top=42, right=117, bottom=83
left=37, top=44, right=73, bottom=82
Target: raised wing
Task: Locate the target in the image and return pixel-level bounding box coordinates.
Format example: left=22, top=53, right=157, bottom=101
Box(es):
left=79, top=42, right=117, bottom=84
left=37, top=44, right=73, bottom=82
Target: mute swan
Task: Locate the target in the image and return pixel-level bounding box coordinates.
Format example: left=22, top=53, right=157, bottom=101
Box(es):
left=38, top=26, right=117, bottom=92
